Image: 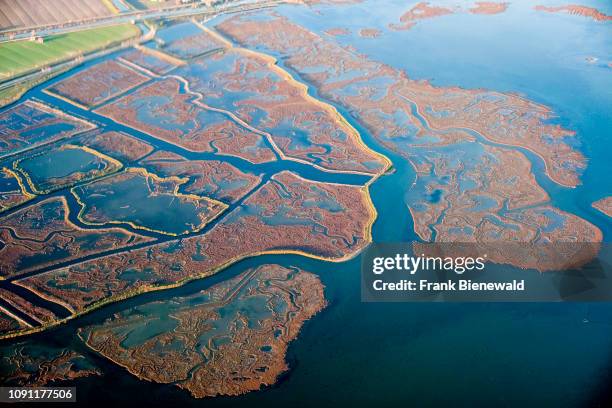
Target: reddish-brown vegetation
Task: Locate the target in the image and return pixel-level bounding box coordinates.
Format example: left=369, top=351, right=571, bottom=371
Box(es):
left=592, top=197, right=612, bottom=218
left=76, top=131, right=154, bottom=163
left=181, top=48, right=388, bottom=174
left=17, top=171, right=373, bottom=315
left=0, top=100, right=95, bottom=158
left=81, top=264, right=326, bottom=397
left=96, top=77, right=276, bottom=164
left=140, top=150, right=262, bottom=203
left=469, top=2, right=509, bottom=14
left=0, top=196, right=153, bottom=279
left=535, top=5, right=612, bottom=21
left=390, top=2, right=454, bottom=30
left=216, top=13, right=602, bottom=265
left=0, top=308, right=28, bottom=335
left=46, top=60, right=150, bottom=108
left=359, top=28, right=381, bottom=38
left=0, top=344, right=100, bottom=386
left=0, top=288, right=57, bottom=325
left=325, top=27, right=350, bottom=36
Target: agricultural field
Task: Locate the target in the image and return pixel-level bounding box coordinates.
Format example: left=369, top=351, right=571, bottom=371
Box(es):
left=0, top=24, right=140, bottom=80
left=0, top=0, right=116, bottom=30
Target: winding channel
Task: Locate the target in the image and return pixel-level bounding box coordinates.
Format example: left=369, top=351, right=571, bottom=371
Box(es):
left=0, top=43, right=388, bottom=327
left=0, top=14, right=606, bottom=344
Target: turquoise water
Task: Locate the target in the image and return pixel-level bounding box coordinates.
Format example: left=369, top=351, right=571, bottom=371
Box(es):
left=0, top=1, right=611, bottom=406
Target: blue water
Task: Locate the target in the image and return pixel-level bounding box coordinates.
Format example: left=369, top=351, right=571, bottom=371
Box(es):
left=0, top=1, right=611, bottom=406
left=0, top=169, right=20, bottom=192
left=274, top=0, right=612, bottom=240
left=156, top=21, right=203, bottom=44
left=18, top=147, right=109, bottom=192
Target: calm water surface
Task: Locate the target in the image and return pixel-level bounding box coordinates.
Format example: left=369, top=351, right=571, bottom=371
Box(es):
left=2, top=1, right=612, bottom=406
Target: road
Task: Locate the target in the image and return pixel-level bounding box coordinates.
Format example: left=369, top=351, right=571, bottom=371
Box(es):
left=0, top=0, right=284, bottom=89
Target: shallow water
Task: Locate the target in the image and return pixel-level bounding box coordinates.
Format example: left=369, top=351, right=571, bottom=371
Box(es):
left=1, top=1, right=611, bottom=406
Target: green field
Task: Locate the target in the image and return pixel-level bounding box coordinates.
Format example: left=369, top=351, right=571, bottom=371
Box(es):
left=0, top=24, right=140, bottom=80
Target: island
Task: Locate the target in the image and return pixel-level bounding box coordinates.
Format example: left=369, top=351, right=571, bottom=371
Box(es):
left=470, top=2, right=508, bottom=15
left=79, top=264, right=326, bottom=398
left=390, top=2, right=454, bottom=31
left=359, top=28, right=382, bottom=38
left=535, top=5, right=612, bottom=22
